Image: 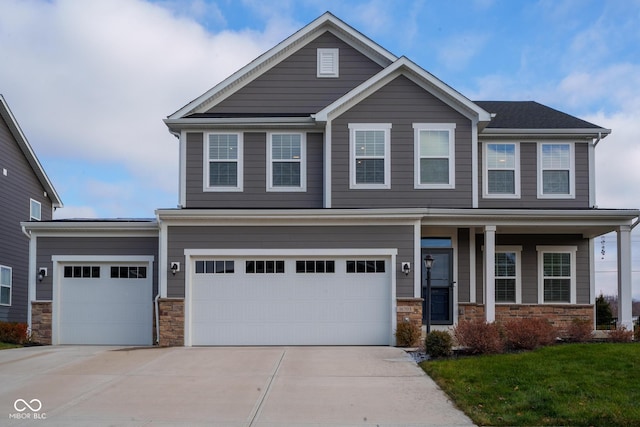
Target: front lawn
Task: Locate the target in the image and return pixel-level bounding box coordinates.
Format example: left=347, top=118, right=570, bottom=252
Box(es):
left=421, top=343, right=640, bottom=426
left=0, top=342, right=21, bottom=350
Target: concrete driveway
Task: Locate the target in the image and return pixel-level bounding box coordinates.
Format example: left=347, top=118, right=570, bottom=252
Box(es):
left=0, top=345, right=473, bottom=426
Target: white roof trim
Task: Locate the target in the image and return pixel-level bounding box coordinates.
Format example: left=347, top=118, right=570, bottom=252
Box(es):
left=168, top=12, right=397, bottom=119
left=481, top=128, right=611, bottom=138
left=314, top=57, right=492, bottom=123
left=0, top=95, right=63, bottom=208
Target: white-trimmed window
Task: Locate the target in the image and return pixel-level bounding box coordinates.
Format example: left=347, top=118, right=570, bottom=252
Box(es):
left=317, top=48, right=339, bottom=78
left=413, top=123, right=456, bottom=189
left=205, top=133, right=243, bottom=192
left=30, top=199, right=41, bottom=221
left=495, top=246, right=522, bottom=304
left=349, top=123, right=391, bottom=189
left=537, top=246, right=577, bottom=304
left=0, top=266, right=12, bottom=306
left=483, top=143, right=520, bottom=198
left=267, top=133, right=306, bottom=191
left=538, top=143, right=574, bottom=198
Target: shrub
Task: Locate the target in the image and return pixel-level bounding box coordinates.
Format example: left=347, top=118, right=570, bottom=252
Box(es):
left=503, top=318, right=557, bottom=350
left=635, top=326, right=640, bottom=342
left=596, top=294, right=614, bottom=329
left=609, top=326, right=634, bottom=343
left=453, top=319, right=504, bottom=354
left=564, top=318, right=593, bottom=342
left=425, top=330, right=453, bottom=358
left=395, top=321, right=421, bottom=347
left=0, top=322, right=28, bottom=344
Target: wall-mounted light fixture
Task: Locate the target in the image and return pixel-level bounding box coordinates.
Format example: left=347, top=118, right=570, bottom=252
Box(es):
left=401, top=262, right=411, bottom=276
left=37, top=267, right=47, bottom=282
left=170, top=262, right=180, bottom=276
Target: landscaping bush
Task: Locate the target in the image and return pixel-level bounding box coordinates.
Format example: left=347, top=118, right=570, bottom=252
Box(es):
left=565, top=318, right=593, bottom=342
left=425, top=330, right=453, bottom=358
left=635, top=326, right=640, bottom=342
left=0, top=322, right=28, bottom=344
left=503, top=318, right=558, bottom=350
left=609, top=326, right=634, bottom=343
left=453, top=318, right=504, bottom=354
left=395, top=321, right=421, bottom=347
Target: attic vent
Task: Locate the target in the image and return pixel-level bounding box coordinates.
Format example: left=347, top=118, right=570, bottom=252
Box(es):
left=317, top=48, right=339, bottom=78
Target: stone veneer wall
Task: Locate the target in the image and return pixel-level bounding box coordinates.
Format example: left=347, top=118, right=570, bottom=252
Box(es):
left=30, top=301, right=52, bottom=345
left=396, top=298, right=423, bottom=330
left=458, top=303, right=594, bottom=334
left=158, top=298, right=184, bottom=347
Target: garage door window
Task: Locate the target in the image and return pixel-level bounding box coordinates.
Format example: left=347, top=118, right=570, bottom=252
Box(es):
left=246, top=260, right=285, bottom=274
left=346, top=260, right=385, bottom=273
left=195, top=260, right=234, bottom=274
left=296, top=260, right=335, bottom=273
left=64, top=266, right=100, bottom=278
left=110, top=266, right=147, bottom=279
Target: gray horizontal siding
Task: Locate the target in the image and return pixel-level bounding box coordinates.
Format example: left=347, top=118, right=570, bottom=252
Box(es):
left=167, top=225, right=414, bottom=298
left=479, top=142, right=590, bottom=208
left=331, top=75, right=473, bottom=208
left=35, top=237, right=158, bottom=301
left=186, top=132, right=324, bottom=208
left=208, top=32, right=383, bottom=114
left=0, top=115, right=53, bottom=322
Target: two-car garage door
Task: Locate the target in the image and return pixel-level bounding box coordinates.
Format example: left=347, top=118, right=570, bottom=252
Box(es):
left=187, top=254, right=393, bottom=346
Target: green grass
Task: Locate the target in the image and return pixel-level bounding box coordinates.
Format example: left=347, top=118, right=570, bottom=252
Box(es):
left=0, top=342, right=22, bottom=350
left=421, top=343, right=640, bottom=426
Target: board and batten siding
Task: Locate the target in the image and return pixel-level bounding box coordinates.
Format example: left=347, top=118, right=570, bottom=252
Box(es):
left=331, top=75, right=474, bottom=209
left=206, top=32, right=384, bottom=115
left=0, top=115, right=53, bottom=322
left=474, top=234, right=590, bottom=305
left=167, top=225, right=414, bottom=298
left=186, top=132, right=324, bottom=208
left=35, top=237, right=158, bottom=301
left=478, top=142, right=590, bottom=208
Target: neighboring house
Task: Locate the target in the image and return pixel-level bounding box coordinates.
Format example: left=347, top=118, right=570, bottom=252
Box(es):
left=23, top=13, right=638, bottom=346
left=0, top=95, right=62, bottom=324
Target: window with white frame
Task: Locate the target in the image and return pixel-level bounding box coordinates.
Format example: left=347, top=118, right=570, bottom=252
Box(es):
left=0, top=266, right=12, bottom=306
left=537, top=246, right=577, bottom=304
left=317, top=48, right=339, bottom=78
left=413, top=123, right=456, bottom=188
left=538, top=143, right=574, bottom=198
left=205, top=133, right=243, bottom=191
left=349, top=124, right=391, bottom=189
left=267, top=133, right=306, bottom=191
left=30, top=199, right=41, bottom=221
left=484, top=143, right=520, bottom=197
left=495, top=247, right=521, bottom=303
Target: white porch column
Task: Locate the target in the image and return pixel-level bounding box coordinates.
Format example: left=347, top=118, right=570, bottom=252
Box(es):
left=617, top=225, right=633, bottom=330
left=484, top=226, right=496, bottom=322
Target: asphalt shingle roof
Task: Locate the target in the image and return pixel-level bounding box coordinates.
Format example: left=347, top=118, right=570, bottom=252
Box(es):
left=474, top=101, right=604, bottom=130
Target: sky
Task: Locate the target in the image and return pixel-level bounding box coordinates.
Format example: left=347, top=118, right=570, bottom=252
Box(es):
left=1, top=0, right=639, bottom=298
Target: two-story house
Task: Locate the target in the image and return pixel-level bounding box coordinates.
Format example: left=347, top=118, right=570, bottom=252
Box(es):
left=23, top=13, right=638, bottom=346
left=1, top=95, right=62, bottom=324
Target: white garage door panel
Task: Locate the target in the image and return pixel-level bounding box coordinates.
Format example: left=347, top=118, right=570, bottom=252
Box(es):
left=59, top=268, right=153, bottom=345
left=190, top=257, right=391, bottom=346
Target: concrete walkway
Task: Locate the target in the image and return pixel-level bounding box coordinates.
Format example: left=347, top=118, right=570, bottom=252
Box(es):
left=0, top=345, right=474, bottom=426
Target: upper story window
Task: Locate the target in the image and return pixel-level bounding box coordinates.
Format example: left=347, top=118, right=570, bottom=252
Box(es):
left=538, top=143, right=574, bottom=198
left=205, top=133, right=243, bottom=192
left=483, top=143, right=520, bottom=198
left=495, top=247, right=522, bottom=304
left=349, top=123, right=391, bottom=189
left=317, top=48, right=339, bottom=78
left=267, top=133, right=306, bottom=192
left=0, top=265, right=11, bottom=306
left=30, top=199, right=41, bottom=221
left=413, top=123, right=456, bottom=189
left=537, top=246, right=577, bottom=304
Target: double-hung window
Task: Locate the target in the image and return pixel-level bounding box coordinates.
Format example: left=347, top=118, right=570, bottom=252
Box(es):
left=30, top=199, right=42, bottom=221
left=349, top=123, right=391, bottom=189
left=495, top=247, right=521, bottom=304
left=0, top=266, right=11, bottom=306
left=413, top=123, right=455, bottom=189
left=538, top=143, right=574, bottom=198
left=267, top=133, right=306, bottom=191
left=537, top=246, right=577, bottom=304
left=205, top=133, right=243, bottom=191
left=484, top=143, right=520, bottom=197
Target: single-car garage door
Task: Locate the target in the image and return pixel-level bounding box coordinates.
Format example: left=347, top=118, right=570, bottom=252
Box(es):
left=188, top=255, right=393, bottom=346
left=58, top=262, right=153, bottom=345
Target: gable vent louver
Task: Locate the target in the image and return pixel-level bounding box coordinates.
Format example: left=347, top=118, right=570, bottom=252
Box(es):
left=317, top=48, right=339, bottom=78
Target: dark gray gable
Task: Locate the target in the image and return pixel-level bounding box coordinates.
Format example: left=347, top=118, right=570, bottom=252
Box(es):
left=475, top=101, right=603, bottom=130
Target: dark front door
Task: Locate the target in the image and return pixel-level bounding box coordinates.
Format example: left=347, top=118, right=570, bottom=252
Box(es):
left=421, top=248, right=454, bottom=325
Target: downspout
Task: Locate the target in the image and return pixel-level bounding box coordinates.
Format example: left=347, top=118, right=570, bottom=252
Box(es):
left=154, top=293, right=160, bottom=345
left=593, top=131, right=602, bottom=147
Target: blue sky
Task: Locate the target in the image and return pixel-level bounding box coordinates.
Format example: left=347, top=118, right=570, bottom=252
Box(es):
left=1, top=0, right=639, bottom=297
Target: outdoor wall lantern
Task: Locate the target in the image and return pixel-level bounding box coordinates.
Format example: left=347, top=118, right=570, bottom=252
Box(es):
left=170, top=262, right=180, bottom=276
left=401, top=262, right=411, bottom=276
left=37, top=267, right=47, bottom=282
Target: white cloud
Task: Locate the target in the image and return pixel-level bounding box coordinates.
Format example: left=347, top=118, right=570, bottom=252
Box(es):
left=53, top=205, right=99, bottom=220
left=436, top=32, right=490, bottom=71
